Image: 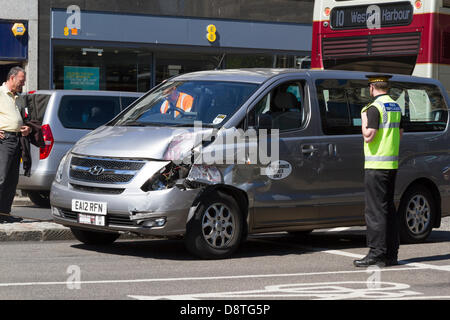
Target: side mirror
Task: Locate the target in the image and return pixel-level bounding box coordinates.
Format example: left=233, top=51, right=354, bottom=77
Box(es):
left=257, top=113, right=272, bottom=130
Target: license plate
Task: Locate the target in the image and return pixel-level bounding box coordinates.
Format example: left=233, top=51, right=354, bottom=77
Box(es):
left=72, top=199, right=107, bottom=215
left=78, top=214, right=106, bottom=226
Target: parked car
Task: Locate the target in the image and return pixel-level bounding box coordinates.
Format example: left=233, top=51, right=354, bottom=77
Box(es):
left=50, top=69, right=450, bottom=259
left=18, top=90, right=142, bottom=207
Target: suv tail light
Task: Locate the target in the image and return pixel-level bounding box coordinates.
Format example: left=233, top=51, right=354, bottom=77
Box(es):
left=40, top=124, right=54, bottom=160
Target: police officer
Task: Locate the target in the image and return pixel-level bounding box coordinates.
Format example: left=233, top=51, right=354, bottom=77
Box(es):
left=354, top=74, right=403, bottom=267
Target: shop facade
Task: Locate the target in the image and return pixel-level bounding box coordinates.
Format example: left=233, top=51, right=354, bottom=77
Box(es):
left=39, top=0, right=313, bottom=92
left=0, top=0, right=38, bottom=91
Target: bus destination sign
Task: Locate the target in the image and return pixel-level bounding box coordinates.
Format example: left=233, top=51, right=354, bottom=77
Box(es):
left=330, top=1, right=414, bottom=30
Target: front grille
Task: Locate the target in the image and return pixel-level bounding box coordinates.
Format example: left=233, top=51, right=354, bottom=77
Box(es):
left=70, top=183, right=125, bottom=194
left=70, top=171, right=134, bottom=183
left=60, top=209, right=135, bottom=227
left=61, top=209, right=77, bottom=221
left=69, top=155, right=146, bottom=184
left=107, top=215, right=135, bottom=226
left=71, top=157, right=145, bottom=171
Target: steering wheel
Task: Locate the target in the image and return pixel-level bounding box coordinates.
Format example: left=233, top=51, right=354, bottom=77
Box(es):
left=167, top=106, right=186, bottom=117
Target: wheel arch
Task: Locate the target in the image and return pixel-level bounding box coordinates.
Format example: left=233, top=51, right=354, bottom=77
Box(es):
left=193, top=185, right=250, bottom=236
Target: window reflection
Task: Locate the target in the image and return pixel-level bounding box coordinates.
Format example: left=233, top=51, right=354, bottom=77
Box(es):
left=53, top=45, right=310, bottom=92
left=53, top=46, right=152, bottom=92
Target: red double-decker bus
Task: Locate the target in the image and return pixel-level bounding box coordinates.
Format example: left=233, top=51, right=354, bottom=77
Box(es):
left=311, top=0, right=450, bottom=91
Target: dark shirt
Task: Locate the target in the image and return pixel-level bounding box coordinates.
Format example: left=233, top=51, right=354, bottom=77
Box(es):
left=366, top=95, right=403, bottom=130
left=366, top=106, right=381, bottom=129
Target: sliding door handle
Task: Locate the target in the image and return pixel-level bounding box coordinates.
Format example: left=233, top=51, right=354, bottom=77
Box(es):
left=301, top=145, right=318, bottom=155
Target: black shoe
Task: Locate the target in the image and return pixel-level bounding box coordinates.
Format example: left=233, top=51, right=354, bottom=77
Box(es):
left=385, top=258, right=399, bottom=266
left=353, top=255, right=386, bottom=268
left=0, top=215, right=23, bottom=223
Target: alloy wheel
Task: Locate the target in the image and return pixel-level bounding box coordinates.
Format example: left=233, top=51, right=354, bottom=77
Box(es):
left=406, top=195, right=431, bottom=235
left=202, top=203, right=236, bottom=249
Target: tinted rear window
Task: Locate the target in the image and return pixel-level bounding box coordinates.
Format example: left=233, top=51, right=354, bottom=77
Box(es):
left=316, top=79, right=449, bottom=135
left=120, top=96, right=139, bottom=109
left=58, top=96, right=122, bottom=130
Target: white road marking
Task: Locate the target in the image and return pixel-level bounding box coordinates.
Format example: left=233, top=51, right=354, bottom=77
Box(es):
left=326, top=227, right=352, bottom=232
left=129, top=281, right=422, bottom=300
left=385, top=296, right=450, bottom=300
left=254, top=239, right=450, bottom=272
left=321, top=249, right=365, bottom=259
left=404, top=263, right=450, bottom=271
left=0, top=236, right=447, bottom=297
left=0, top=266, right=427, bottom=288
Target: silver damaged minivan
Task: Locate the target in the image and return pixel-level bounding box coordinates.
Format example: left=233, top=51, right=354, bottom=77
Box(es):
left=50, top=69, right=450, bottom=259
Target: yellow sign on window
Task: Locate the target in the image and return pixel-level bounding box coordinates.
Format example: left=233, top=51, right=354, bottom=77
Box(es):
left=12, top=23, right=26, bottom=37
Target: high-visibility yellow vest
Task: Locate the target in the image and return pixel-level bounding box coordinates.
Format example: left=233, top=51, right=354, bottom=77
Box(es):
left=361, top=95, right=402, bottom=170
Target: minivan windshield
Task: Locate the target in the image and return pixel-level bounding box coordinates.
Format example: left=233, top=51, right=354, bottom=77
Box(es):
left=112, top=80, right=258, bottom=127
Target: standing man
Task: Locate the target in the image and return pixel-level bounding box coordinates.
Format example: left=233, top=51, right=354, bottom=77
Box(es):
left=354, top=74, right=403, bottom=268
left=0, top=67, right=31, bottom=223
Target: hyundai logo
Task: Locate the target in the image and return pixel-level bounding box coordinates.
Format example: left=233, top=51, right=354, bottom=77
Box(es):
left=88, top=165, right=105, bottom=176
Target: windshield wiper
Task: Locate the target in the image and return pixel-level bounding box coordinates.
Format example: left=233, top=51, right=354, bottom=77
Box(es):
left=122, top=121, right=148, bottom=127
left=120, top=121, right=217, bottom=128
left=167, top=123, right=216, bottom=128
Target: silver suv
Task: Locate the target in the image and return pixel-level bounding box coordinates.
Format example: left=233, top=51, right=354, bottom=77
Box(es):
left=18, top=90, right=142, bottom=207
left=50, top=69, right=450, bottom=259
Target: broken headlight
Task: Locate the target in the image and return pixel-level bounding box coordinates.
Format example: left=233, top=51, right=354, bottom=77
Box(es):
left=186, top=164, right=222, bottom=184
left=141, top=163, right=190, bottom=192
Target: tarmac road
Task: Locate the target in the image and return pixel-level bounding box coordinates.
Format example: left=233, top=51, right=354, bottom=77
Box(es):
left=10, top=196, right=53, bottom=221
left=1, top=199, right=449, bottom=302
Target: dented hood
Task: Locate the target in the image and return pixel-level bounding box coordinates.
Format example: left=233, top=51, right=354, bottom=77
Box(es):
left=71, top=125, right=214, bottom=159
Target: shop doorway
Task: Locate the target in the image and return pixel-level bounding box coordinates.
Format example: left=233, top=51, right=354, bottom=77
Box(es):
left=0, top=62, right=22, bottom=83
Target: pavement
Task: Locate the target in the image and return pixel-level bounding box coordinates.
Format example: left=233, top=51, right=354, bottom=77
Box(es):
left=0, top=220, right=75, bottom=242
left=0, top=196, right=148, bottom=242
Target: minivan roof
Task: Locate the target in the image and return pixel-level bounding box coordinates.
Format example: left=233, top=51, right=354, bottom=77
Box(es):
left=28, top=90, right=142, bottom=96
left=173, top=68, right=441, bottom=86
left=174, top=69, right=297, bottom=84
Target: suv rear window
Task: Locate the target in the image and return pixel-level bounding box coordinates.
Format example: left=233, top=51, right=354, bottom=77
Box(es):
left=120, top=96, right=139, bottom=109
left=58, top=96, right=123, bottom=130
left=316, top=79, right=449, bottom=135
left=390, top=83, right=449, bottom=132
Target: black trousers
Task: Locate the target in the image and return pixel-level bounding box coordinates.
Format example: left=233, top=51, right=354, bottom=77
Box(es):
left=364, top=169, right=399, bottom=259
left=0, top=135, right=21, bottom=214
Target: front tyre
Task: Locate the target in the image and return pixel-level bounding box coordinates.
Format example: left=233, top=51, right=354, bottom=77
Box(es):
left=27, top=191, right=51, bottom=208
left=70, top=227, right=120, bottom=245
left=185, top=191, right=243, bottom=259
left=398, top=185, right=435, bottom=243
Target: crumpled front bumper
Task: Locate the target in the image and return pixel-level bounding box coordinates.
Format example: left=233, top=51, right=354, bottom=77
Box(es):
left=50, top=181, right=201, bottom=236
